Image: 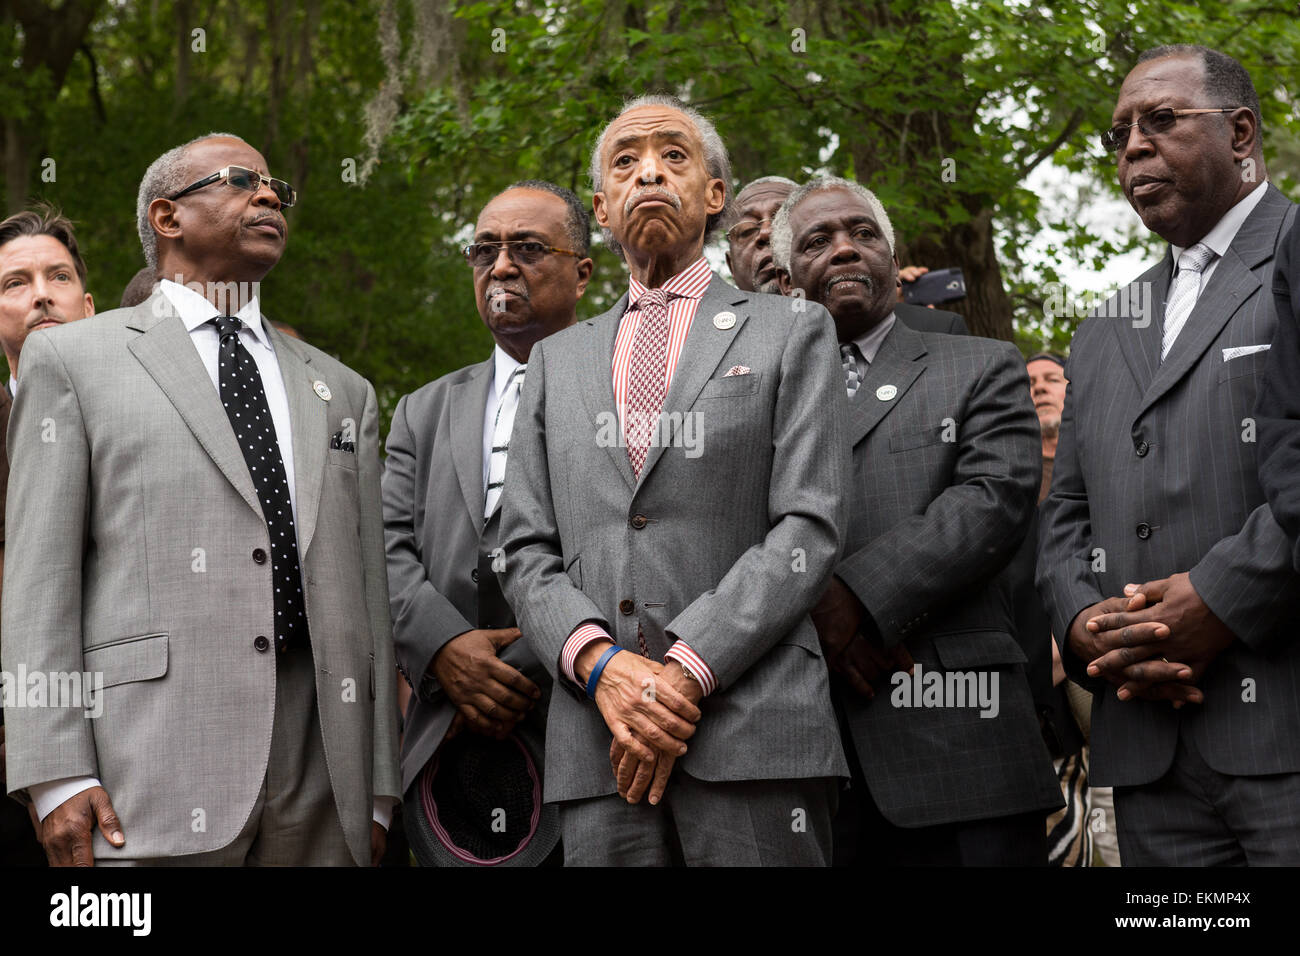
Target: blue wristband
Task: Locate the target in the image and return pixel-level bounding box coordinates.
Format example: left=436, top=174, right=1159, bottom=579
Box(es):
left=585, top=644, right=623, bottom=700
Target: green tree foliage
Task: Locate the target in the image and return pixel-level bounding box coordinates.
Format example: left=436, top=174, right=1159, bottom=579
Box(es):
left=3, top=0, right=1299, bottom=434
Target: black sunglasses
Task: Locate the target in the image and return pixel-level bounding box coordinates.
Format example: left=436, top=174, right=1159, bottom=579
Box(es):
left=1100, top=107, right=1238, bottom=152
left=167, top=165, right=298, bottom=207
left=463, top=240, right=581, bottom=268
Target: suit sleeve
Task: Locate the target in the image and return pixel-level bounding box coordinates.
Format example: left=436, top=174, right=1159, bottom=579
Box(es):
left=1036, top=343, right=1106, bottom=689
left=663, top=304, right=850, bottom=691
left=1, top=332, right=98, bottom=796
left=381, top=393, right=475, bottom=691
left=498, top=339, right=612, bottom=681
left=357, top=379, right=401, bottom=802
left=1257, top=221, right=1300, bottom=572
left=837, top=343, right=1039, bottom=647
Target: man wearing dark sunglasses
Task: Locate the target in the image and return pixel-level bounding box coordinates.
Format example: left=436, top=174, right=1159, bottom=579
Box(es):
left=3, top=133, right=401, bottom=866
left=382, top=181, right=592, bottom=866
left=1039, top=45, right=1300, bottom=865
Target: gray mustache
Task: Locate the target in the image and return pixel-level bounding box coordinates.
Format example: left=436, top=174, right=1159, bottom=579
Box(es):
left=823, top=273, right=874, bottom=297
left=625, top=185, right=682, bottom=215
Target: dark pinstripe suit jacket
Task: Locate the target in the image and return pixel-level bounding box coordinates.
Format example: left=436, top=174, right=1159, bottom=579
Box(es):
left=1038, top=184, right=1300, bottom=788
left=835, top=320, right=1062, bottom=827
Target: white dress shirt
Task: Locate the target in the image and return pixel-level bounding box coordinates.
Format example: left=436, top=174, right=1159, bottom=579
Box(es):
left=1167, top=182, right=1269, bottom=307
left=30, top=281, right=393, bottom=831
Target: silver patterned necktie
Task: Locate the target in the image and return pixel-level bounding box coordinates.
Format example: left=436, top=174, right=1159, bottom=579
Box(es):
left=1161, top=242, right=1216, bottom=361
left=484, top=365, right=526, bottom=520
left=841, top=341, right=864, bottom=399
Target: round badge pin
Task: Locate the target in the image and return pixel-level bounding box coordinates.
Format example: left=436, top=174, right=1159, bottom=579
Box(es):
left=876, top=384, right=898, bottom=402
left=313, top=380, right=332, bottom=402
left=713, top=311, right=736, bottom=330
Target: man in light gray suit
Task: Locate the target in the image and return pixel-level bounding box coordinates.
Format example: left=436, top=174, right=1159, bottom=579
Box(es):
left=499, top=95, right=850, bottom=865
left=2, top=133, right=400, bottom=865
left=383, top=181, right=593, bottom=863
left=775, top=178, right=1061, bottom=865
left=1038, top=46, right=1300, bottom=864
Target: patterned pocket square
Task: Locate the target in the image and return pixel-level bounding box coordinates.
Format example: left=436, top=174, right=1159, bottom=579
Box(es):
left=329, top=430, right=355, bottom=453
left=724, top=365, right=751, bottom=377
left=1221, top=344, right=1270, bottom=362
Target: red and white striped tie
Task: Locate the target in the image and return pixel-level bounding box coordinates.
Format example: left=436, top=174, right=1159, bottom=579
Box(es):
left=625, top=288, right=671, bottom=477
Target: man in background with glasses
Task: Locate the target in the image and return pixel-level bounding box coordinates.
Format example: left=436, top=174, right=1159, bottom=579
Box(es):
left=3, top=133, right=401, bottom=865
left=1038, top=45, right=1300, bottom=864
left=724, top=176, right=797, bottom=295
left=382, top=181, right=593, bottom=866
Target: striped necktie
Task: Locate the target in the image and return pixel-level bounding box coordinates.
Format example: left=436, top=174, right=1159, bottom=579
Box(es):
left=484, top=365, right=525, bottom=520
left=1161, top=242, right=1216, bottom=361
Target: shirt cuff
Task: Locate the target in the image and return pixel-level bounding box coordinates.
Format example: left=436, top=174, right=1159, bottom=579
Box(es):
left=372, top=796, right=397, bottom=831
left=562, top=623, right=615, bottom=688
left=31, top=776, right=102, bottom=821
left=665, top=641, right=717, bottom=696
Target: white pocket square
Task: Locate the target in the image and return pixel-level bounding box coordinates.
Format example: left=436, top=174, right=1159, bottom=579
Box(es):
left=724, top=365, right=751, bottom=377
left=1222, top=344, right=1271, bottom=362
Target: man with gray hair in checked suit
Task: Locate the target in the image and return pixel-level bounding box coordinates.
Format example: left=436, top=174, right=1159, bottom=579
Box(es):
left=3, top=132, right=400, bottom=865
left=774, top=177, right=1061, bottom=865
left=499, top=95, right=850, bottom=865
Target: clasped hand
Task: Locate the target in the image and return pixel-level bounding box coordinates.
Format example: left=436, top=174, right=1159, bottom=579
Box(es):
left=577, top=645, right=701, bottom=806
left=1071, top=571, right=1234, bottom=706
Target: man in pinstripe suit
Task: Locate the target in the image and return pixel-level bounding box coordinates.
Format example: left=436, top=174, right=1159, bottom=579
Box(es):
left=1038, top=45, right=1300, bottom=865
left=499, top=97, right=849, bottom=865
left=775, top=177, right=1062, bottom=865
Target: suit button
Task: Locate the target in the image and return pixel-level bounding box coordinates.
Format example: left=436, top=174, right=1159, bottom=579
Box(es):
left=1135, top=440, right=1149, bottom=457
left=630, top=514, right=648, bottom=530
left=254, top=635, right=270, bottom=652
left=252, top=548, right=267, bottom=564
left=1136, top=522, right=1151, bottom=540
left=619, top=599, right=635, bottom=615
left=471, top=568, right=480, bottom=583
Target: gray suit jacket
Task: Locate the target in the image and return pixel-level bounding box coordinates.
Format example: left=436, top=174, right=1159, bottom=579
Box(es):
left=895, top=302, right=969, bottom=336
left=499, top=273, right=851, bottom=802
left=1038, top=184, right=1300, bottom=787
left=1, top=292, right=400, bottom=863
left=835, top=320, right=1062, bottom=826
left=382, top=357, right=550, bottom=795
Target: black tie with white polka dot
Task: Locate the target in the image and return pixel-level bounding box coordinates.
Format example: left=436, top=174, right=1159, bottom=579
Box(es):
left=213, top=315, right=309, bottom=653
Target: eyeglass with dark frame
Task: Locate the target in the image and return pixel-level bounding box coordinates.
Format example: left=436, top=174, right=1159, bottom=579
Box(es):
left=725, top=217, right=775, bottom=244
left=166, top=165, right=298, bottom=207
left=1100, top=107, right=1239, bottom=152
left=463, top=240, right=581, bottom=268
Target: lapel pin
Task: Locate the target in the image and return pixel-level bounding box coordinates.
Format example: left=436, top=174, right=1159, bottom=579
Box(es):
left=713, top=311, right=736, bottom=330
left=876, top=384, right=898, bottom=402
left=313, top=380, right=332, bottom=402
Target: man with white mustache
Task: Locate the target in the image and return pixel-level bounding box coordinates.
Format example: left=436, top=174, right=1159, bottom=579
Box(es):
left=775, top=176, right=1062, bottom=865
left=383, top=181, right=593, bottom=866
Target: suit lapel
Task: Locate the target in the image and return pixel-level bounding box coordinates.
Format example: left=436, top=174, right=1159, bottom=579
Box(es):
left=1109, top=256, right=1170, bottom=391
left=126, top=292, right=263, bottom=520
left=272, top=327, right=330, bottom=557
left=635, top=274, right=749, bottom=491
left=848, top=319, right=927, bottom=447
left=450, top=358, right=494, bottom=525
left=577, top=293, right=637, bottom=493
left=1136, top=186, right=1290, bottom=420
